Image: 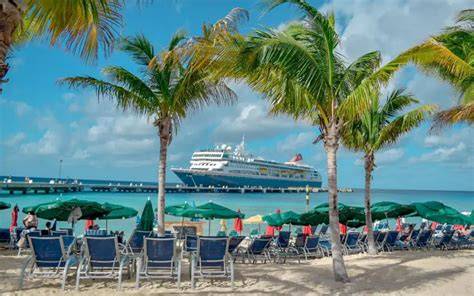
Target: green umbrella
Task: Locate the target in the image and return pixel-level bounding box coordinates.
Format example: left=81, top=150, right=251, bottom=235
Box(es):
left=26, top=199, right=109, bottom=221
left=196, top=202, right=244, bottom=235
left=263, top=210, right=302, bottom=226
left=101, top=203, right=138, bottom=220
left=22, top=201, right=58, bottom=214
left=300, top=203, right=365, bottom=226
left=371, top=201, right=416, bottom=220
left=138, top=199, right=154, bottom=231
left=196, top=202, right=245, bottom=219
left=0, top=201, right=11, bottom=210
left=165, top=202, right=202, bottom=218
left=410, top=201, right=471, bottom=225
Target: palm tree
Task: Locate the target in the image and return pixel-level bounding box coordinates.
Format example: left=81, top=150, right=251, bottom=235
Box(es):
left=198, top=0, right=462, bottom=282
left=341, top=89, right=436, bottom=255
left=0, top=0, right=123, bottom=92
left=60, top=32, right=236, bottom=235
left=405, top=9, right=473, bottom=129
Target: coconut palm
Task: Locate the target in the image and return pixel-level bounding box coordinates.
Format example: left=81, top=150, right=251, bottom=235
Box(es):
left=197, top=0, right=464, bottom=282
left=60, top=32, right=236, bottom=235
left=341, top=89, right=436, bottom=255
left=405, top=9, right=473, bottom=129
left=0, top=0, right=123, bottom=92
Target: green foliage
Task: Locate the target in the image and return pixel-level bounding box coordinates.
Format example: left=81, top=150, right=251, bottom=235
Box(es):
left=16, top=0, right=123, bottom=62
left=60, top=31, right=236, bottom=139
left=342, top=89, right=436, bottom=156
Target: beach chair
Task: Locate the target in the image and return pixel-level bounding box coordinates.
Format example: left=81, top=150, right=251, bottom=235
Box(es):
left=413, top=230, right=432, bottom=250
left=19, top=236, right=79, bottom=290
left=17, top=230, right=41, bottom=256
left=182, top=235, right=198, bottom=259
left=228, top=236, right=245, bottom=257
left=375, top=231, right=387, bottom=251
left=135, top=237, right=181, bottom=288
left=191, top=236, right=234, bottom=288
left=235, top=236, right=272, bottom=264
left=272, top=231, right=292, bottom=263
left=357, top=233, right=368, bottom=252
left=318, top=225, right=329, bottom=238
left=343, top=232, right=361, bottom=255
left=125, top=230, right=152, bottom=256
left=432, top=230, right=455, bottom=250
left=60, top=228, right=74, bottom=235
left=381, top=231, right=399, bottom=252
left=51, top=230, right=69, bottom=237
left=84, top=229, right=108, bottom=237
left=300, top=235, right=321, bottom=260
left=75, top=236, right=131, bottom=290
left=318, top=239, right=332, bottom=256
left=0, top=228, right=10, bottom=246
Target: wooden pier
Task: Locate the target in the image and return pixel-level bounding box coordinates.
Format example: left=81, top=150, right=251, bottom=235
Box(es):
left=0, top=182, right=84, bottom=194
left=1, top=181, right=352, bottom=195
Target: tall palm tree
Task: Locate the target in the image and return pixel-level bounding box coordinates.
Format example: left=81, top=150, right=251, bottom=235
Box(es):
left=0, top=0, right=123, bottom=92
left=341, top=89, right=436, bottom=255
left=60, top=32, right=236, bottom=235
left=198, top=0, right=462, bottom=282
left=405, top=9, right=473, bottom=129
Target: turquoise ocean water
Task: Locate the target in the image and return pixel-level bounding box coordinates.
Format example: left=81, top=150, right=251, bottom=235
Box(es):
left=1, top=189, right=473, bottom=236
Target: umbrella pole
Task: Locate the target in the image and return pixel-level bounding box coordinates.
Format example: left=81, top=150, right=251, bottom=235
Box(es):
left=208, top=219, right=211, bottom=236
left=106, top=220, right=108, bottom=232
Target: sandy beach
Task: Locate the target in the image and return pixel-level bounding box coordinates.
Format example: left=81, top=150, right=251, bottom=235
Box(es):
left=1, top=249, right=472, bottom=295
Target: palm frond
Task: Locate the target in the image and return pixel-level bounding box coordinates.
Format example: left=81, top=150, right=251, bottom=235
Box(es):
left=381, top=89, right=419, bottom=118
left=214, top=8, right=249, bottom=33
left=19, top=0, right=123, bottom=62
left=374, top=104, right=437, bottom=150
left=120, top=34, right=155, bottom=66
left=431, top=102, right=474, bottom=131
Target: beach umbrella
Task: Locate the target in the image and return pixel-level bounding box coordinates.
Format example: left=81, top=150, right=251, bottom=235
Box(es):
left=138, top=199, right=154, bottom=231
left=371, top=201, right=416, bottom=220
left=243, top=214, right=263, bottom=233
left=410, top=201, right=471, bottom=225
left=196, top=202, right=245, bottom=235
left=300, top=203, right=365, bottom=226
left=101, top=203, right=138, bottom=220
left=25, top=199, right=108, bottom=221
left=243, top=215, right=263, bottom=224
left=281, top=211, right=302, bottom=225
left=0, top=201, right=11, bottom=210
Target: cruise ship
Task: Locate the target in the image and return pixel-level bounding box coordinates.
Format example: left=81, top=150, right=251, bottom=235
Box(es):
left=171, top=138, right=322, bottom=188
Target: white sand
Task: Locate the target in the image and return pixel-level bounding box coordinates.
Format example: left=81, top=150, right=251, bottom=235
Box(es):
left=1, top=249, right=473, bottom=295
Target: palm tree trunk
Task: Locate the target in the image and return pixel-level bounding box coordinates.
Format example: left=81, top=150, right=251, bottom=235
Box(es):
left=156, top=118, right=171, bottom=236
left=0, top=0, right=22, bottom=93
left=364, top=153, right=377, bottom=255
left=324, top=122, right=350, bottom=283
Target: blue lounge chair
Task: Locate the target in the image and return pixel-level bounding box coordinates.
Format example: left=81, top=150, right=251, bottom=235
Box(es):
left=381, top=231, right=399, bottom=252
left=318, top=225, right=328, bottom=237
left=375, top=231, right=387, bottom=250
left=343, top=232, right=361, bottom=255
left=318, top=239, right=332, bottom=256
left=300, top=235, right=321, bottom=260
left=19, top=236, right=78, bottom=290
left=51, top=230, right=69, bottom=237
left=272, top=231, right=292, bottom=262
left=432, top=230, right=455, bottom=250
left=135, top=237, right=181, bottom=288
left=191, top=236, right=233, bottom=288
left=59, top=228, right=74, bottom=235
left=228, top=236, right=245, bottom=257
left=236, top=236, right=272, bottom=264
left=182, top=235, right=198, bottom=259
left=0, top=228, right=11, bottom=247
left=414, top=230, right=432, bottom=250
left=84, top=229, right=108, bottom=237
left=18, top=230, right=41, bottom=256
left=125, top=230, right=152, bottom=256
left=76, top=236, right=131, bottom=290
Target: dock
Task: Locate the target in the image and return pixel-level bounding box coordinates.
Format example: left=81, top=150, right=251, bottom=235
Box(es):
left=0, top=182, right=84, bottom=194
left=1, top=181, right=353, bottom=195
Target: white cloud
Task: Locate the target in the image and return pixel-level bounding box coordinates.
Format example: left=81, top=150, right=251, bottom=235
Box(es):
left=377, top=148, right=405, bottom=165
left=416, top=142, right=466, bottom=162
left=3, top=132, right=26, bottom=147
left=277, top=131, right=315, bottom=153
left=20, top=129, right=61, bottom=155
left=0, top=99, right=32, bottom=117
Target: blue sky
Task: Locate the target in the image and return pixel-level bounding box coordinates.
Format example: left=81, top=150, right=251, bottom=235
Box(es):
left=0, top=0, right=472, bottom=191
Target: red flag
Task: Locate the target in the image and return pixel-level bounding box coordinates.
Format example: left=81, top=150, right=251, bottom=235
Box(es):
left=234, top=217, right=243, bottom=234
left=396, top=218, right=402, bottom=232
left=85, top=219, right=94, bottom=230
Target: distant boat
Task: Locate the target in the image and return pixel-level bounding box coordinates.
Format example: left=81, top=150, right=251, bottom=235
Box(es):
left=172, top=137, right=322, bottom=188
